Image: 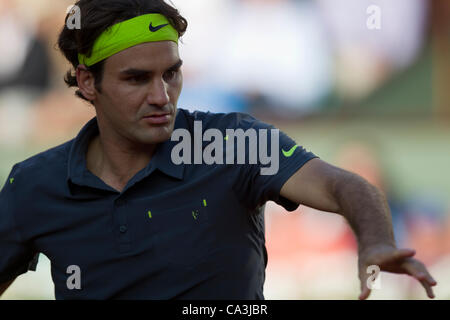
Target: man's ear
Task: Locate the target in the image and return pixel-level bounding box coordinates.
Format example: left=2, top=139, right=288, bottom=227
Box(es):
left=76, top=65, right=97, bottom=101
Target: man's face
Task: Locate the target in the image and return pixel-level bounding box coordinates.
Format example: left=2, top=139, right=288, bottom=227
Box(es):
left=93, top=41, right=183, bottom=147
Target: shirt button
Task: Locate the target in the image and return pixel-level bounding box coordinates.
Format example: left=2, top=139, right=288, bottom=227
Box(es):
left=119, top=225, right=128, bottom=233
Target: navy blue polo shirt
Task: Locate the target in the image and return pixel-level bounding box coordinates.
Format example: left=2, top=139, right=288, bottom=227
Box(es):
left=0, top=108, right=318, bottom=299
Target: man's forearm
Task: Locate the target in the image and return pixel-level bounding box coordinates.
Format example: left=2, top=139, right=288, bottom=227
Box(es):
left=333, top=173, right=396, bottom=252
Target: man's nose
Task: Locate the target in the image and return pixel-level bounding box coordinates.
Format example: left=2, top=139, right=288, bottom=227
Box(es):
left=147, top=78, right=170, bottom=107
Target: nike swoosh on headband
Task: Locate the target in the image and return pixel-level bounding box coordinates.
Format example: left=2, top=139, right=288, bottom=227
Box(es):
left=78, top=14, right=179, bottom=67
left=149, top=22, right=169, bottom=32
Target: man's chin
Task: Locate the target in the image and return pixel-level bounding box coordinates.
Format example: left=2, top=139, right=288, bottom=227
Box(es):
left=143, top=126, right=174, bottom=145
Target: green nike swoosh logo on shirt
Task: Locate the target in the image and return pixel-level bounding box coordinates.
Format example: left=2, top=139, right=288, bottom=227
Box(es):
left=282, top=145, right=299, bottom=157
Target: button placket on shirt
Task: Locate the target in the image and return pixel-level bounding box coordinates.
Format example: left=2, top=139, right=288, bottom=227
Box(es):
left=114, top=197, right=131, bottom=253
left=111, top=170, right=155, bottom=254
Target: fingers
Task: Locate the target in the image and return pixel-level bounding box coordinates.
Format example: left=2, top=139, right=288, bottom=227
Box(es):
left=359, top=286, right=371, bottom=300
left=365, top=248, right=416, bottom=268
left=384, top=248, right=416, bottom=262
left=403, top=260, right=437, bottom=285
left=419, top=278, right=435, bottom=299
left=358, top=269, right=369, bottom=300
left=357, top=246, right=438, bottom=299
left=403, top=260, right=438, bottom=299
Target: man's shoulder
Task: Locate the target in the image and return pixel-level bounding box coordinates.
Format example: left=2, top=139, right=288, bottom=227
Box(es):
left=177, top=107, right=261, bottom=130
left=11, top=139, right=74, bottom=178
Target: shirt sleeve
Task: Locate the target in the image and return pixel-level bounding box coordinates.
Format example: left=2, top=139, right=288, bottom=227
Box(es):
left=230, top=113, right=319, bottom=212
left=0, top=164, right=39, bottom=283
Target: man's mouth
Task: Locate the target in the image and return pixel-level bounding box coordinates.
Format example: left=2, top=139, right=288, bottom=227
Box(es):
left=142, top=113, right=171, bottom=124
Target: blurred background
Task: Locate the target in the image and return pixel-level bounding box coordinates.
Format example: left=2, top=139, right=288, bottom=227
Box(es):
left=0, top=0, right=449, bottom=299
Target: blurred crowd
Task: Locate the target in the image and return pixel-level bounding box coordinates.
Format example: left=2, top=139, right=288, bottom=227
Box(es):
left=0, top=0, right=449, bottom=299
left=1, top=0, right=448, bottom=129
left=175, top=0, right=437, bottom=116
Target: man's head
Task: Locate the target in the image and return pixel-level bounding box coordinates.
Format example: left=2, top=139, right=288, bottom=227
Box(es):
left=58, top=0, right=187, bottom=145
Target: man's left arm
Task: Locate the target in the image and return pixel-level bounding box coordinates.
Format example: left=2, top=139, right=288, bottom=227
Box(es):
left=280, top=158, right=438, bottom=300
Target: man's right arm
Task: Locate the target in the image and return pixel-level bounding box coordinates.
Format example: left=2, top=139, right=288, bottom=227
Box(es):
left=0, top=279, right=15, bottom=297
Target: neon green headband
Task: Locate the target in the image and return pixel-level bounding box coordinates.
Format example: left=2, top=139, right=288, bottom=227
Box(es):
left=78, top=13, right=179, bottom=67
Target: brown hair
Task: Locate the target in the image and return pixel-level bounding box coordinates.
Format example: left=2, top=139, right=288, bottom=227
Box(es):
left=57, top=0, right=187, bottom=102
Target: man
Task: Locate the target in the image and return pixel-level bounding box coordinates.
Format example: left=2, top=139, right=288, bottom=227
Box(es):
left=0, top=0, right=437, bottom=300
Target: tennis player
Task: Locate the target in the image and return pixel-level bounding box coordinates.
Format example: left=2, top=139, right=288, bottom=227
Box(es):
left=0, top=0, right=437, bottom=299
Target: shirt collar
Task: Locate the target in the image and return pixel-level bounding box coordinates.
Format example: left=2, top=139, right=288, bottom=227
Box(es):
left=67, top=109, right=187, bottom=189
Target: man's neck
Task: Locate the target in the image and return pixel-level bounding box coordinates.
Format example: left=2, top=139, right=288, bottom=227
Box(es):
left=86, top=134, right=157, bottom=192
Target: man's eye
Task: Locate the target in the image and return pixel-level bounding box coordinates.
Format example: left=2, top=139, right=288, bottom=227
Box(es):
left=164, top=70, right=178, bottom=81
left=128, top=75, right=148, bottom=83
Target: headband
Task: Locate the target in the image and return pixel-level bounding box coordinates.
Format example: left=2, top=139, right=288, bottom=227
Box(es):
left=78, top=13, right=179, bottom=67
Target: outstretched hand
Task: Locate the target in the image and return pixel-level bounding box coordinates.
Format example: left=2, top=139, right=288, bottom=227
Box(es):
left=358, top=244, right=437, bottom=300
